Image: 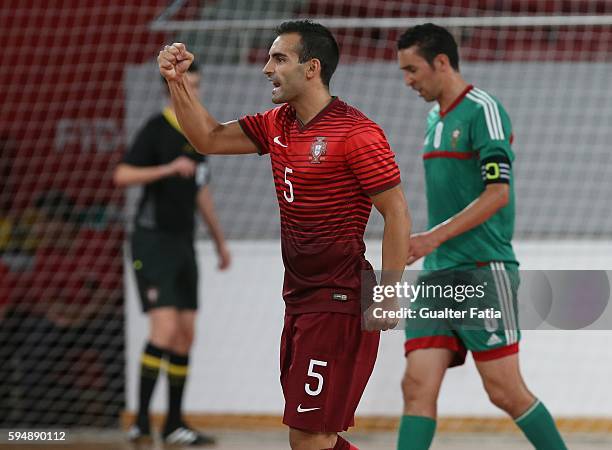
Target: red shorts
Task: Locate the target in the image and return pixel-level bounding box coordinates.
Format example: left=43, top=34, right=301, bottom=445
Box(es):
left=280, top=312, right=380, bottom=433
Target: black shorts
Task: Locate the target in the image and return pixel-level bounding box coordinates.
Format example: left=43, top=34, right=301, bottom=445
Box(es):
left=131, top=228, right=198, bottom=312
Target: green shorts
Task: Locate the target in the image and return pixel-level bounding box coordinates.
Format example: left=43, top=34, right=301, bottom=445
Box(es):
left=404, top=262, right=520, bottom=366
left=131, top=228, right=198, bottom=312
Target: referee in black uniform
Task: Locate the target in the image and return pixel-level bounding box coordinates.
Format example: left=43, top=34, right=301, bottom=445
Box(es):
left=114, top=63, right=230, bottom=446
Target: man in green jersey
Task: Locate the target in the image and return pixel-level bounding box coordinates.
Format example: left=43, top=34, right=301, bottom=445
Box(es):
left=396, top=24, right=567, bottom=450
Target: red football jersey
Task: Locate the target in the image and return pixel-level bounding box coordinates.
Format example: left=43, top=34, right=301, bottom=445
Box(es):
left=239, top=98, right=400, bottom=315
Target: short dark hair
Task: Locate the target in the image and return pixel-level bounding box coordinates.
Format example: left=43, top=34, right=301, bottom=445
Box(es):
left=161, top=61, right=200, bottom=93
left=275, top=20, right=339, bottom=87
left=397, top=23, right=460, bottom=71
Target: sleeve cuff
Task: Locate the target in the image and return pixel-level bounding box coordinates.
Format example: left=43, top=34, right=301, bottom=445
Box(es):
left=238, top=119, right=268, bottom=156
left=365, top=178, right=401, bottom=196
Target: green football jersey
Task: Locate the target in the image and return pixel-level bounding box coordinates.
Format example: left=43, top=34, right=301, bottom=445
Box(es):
left=421, top=85, right=518, bottom=270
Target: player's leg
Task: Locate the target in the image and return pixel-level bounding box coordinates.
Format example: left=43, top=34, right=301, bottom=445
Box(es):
left=164, top=309, right=195, bottom=431
left=136, top=285, right=182, bottom=432
left=281, top=313, right=377, bottom=450
left=162, top=308, right=214, bottom=445
left=149, top=307, right=181, bottom=348
left=464, top=263, right=567, bottom=449
left=475, top=353, right=533, bottom=416
left=288, top=429, right=337, bottom=450
left=129, top=230, right=181, bottom=441
left=399, top=271, right=466, bottom=450
left=476, top=355, right=567, bottom=449
left=289, top=428, right=360, bottom=450
left=128, top=307, right=179, bottom=441
left=161, top=243, right=214, bottom=446
left=397, top=348, right=454, bottom=450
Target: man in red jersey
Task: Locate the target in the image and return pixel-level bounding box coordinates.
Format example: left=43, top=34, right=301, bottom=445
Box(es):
left=158, top=20, right=411, bottom=450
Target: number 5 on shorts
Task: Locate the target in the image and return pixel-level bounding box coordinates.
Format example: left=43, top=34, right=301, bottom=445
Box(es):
left=305, top=359, right=327, bottom=396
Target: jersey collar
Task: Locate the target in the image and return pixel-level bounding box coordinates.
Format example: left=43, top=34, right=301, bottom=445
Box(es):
left=296, top=96, right=340, bottom=132
left=440, top=85, right=474, bottom=117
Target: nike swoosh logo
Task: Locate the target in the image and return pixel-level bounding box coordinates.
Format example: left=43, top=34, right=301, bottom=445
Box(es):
left=297, top=404, right=321, bottom=413
left=274, top=136, right=288, bottom=148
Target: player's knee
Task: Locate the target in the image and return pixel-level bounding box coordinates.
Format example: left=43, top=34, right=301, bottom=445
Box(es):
left=182, top=328, right=194, bottom=346
left=485, top=384, right=516, bottom=413
left=150, top=322, right=180, bottom=348
left=401, top=371, right=411, bottom=399
left=173, top=330, right=194, bottom=354
left=289, top=428, right=335, bottom=450
left=487, top=383, right=535, bottom=417
left=401, top=370, right=436, bottom=410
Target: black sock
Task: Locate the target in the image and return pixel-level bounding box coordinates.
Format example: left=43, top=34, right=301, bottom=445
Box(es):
left=165, top=351, right=189, bottom=432
left=136, top=342, right=165, bottom=429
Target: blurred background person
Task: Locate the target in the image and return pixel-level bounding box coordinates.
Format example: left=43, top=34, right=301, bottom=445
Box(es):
left=114, top=62, right=230, bottom=446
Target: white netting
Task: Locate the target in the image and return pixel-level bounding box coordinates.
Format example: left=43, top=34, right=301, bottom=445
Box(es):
left=0, top=0, right=168, bottom=427
left=126, top=3, right=612, bottom=438
left=134, top=2, right=612, bottom=240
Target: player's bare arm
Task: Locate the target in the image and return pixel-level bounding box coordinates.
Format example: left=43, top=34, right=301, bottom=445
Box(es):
left=365, top=185, right=411, bottom=331
left=407, top=183, right=509, bottom=265
left=158, top=43, right=257, bottom=155
left=113, top=156, right=196, bottom=187
left=197, top=186, right=231, bottom=270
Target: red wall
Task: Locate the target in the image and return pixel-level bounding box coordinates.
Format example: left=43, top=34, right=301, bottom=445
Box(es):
left=0, top=1, right=168, bottom=210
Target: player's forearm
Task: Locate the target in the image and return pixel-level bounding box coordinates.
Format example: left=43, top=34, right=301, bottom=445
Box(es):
left=168, top=78, right=221, bottom=155
left=113, top=163, right=172, bottom=187
left=197, top=189, right=227, bottom=249
left=201, top=212, right=227, bottom=249
left=432, top=186, right=509, bottom=244
left=380, top=208, right=411, bottom=287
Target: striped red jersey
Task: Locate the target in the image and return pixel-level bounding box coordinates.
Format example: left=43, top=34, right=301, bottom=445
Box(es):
left=239, top=97, right=400, bottom=315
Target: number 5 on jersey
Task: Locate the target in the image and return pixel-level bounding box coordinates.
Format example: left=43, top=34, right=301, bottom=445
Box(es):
left=284, top=166, right=294, bottom=203
left=305, top=359, right=327, bottom=396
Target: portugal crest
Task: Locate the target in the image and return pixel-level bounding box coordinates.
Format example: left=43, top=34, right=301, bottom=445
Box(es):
left=310, top=136, right=327, bottom=163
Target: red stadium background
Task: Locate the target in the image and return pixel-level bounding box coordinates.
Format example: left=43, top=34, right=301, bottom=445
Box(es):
left=0, top=0, right=172, bottom=427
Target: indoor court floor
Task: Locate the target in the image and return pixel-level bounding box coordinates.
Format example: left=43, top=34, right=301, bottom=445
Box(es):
left=1, top=430, right=612, bottom=449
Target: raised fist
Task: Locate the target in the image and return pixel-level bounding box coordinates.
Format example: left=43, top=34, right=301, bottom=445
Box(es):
left=158, top=43, right=194, bottom=82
